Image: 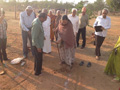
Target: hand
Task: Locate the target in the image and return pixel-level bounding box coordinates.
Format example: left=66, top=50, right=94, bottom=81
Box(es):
left=53, top=28, right=56, bottom=32
left=101, top=27, right=105, bottom=30
left=55, top=39, right=61, bottom=44
left=28, top=31, right=31, bottom=35
left=75, top=32, right=78, bottom=37
left=37, top=48, right=42, bottom=52
left=44, top=37, right=46, bottom=40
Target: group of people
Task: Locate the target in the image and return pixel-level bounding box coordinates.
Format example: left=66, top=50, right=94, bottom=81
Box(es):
left=0, top=5, right=119, bottom=81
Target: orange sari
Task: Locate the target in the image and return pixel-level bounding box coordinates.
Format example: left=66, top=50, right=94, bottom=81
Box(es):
left=49, top=14, right=56, bottom=41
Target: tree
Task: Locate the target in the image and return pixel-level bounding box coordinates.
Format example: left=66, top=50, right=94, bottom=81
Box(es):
left=106, top=0, right=120, bottom=11
left=93, top=0, right=105, bottom=11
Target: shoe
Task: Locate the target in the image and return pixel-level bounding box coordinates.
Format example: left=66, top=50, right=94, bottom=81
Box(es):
left=34, top=73, right=41, bottom=76
left=96, top=56, right=100, bottom=60
left=87, top=62, right=91, bottom=67
left=4, top=58, right=9, bottom=61
left=0, top=70, right=5, bottom=75
left=59, top=61, right=65, bottom=65
left=81, top=47, right=85, bottom=49
left=79, top=61, right=84, bottom=66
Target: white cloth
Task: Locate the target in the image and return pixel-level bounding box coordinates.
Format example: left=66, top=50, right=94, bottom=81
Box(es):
left=42, top=16, right=51, bottom=53
left=20, top=11, right=35, bottom=31
left=93, top=15, right=111, bottom=37
left=68, top=14, right=79, bottom=36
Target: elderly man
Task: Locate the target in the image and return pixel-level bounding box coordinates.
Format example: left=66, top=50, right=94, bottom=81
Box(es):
left=31, top=13, right=47, bottom=76
left=93, top=8, right=111, bottom=60
left=68, top=8, right=79, bottom=37
left=42, top=9, right=51, bottom=54
left=76, top=7, right=89, bottom=49
left=20, top=6, right=36, bottom=58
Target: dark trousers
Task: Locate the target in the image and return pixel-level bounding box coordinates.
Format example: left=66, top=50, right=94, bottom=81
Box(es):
left=22, top=30, right=34, bottom=56
left=76, top=27, right=86, bottom=47
left=33, top=46, right=43, bottom=75
left=0, top=38, right=7, bottom=62
left=95, top=35, right=105, bottom=56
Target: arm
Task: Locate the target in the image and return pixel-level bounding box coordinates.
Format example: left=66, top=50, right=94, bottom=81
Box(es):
left=32, top=23, right=41, bottom=49
left=104, top=18, right=111, bottom=30
left=20, top=12, right=29, bottom=32
left=86, top=15, right=89, bottom=26
left=76, top=17, right=79, bottom=33
left=93, top=17, right=98, bottom=28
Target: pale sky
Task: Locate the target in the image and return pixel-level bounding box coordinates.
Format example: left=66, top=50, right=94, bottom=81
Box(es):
left=19, top=0, right=97, bottom=4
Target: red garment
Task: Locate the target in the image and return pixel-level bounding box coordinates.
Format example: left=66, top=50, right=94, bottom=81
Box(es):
left=57, top=20, right=76, bottom=48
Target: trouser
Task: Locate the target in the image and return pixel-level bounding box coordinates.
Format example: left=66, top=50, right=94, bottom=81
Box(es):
left=0, top=38, right=7, bottom=62
left=33, top=46, right=43, bottom=74
left=22, top=30, right=34, bottom=56
left=76, top=27, right=86, bottom=47
left=95, top=35, right=105, bottom=56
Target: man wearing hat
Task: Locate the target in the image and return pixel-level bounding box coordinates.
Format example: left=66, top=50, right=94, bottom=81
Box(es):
left=76, top=7, right=88, bottom=49
left=20, top=6, right=36, bottom=58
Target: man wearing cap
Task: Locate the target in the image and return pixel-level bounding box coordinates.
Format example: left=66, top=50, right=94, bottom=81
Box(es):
left=20, top=6, right=36, bottom=58
left=68, top=8, right=79, bottom=37
left=76, top=7, right=89, bottom=49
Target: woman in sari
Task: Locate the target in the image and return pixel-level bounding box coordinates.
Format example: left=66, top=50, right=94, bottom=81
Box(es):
left=55, top=15, right=76, bottom=68
left=48, top=10, right=56, bottom=42
left=104, top=37, right=120, bottom=81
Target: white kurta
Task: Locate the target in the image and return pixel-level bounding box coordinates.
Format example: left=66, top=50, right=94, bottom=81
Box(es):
left=42, top=16, right=51, bottom=53
left=68, top=14, right=79, bottom=37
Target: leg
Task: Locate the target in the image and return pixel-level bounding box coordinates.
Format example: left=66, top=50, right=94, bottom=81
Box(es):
left=22, top=30, right=28, bottom=57
left=2, top=39, right=8, bottom=60
left=76, top=29, right=81, bottom=47
left=34, top=47, right=43, bottom=75
left=95, top=35, right=105, bottom=57
left=81, top=27, right=86, bottom=48
left=28, top=33, right=34, bottom=56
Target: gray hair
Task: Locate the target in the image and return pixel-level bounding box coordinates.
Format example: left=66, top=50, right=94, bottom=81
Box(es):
left=41, top=8, right=48, bottom=14
left=56, top=10, right=60, bottom=13
left=48, top=10, right=53, bottom=14
left=71, top=8, right=77, bottom=12
left=25, top=6, right=33, bottom=11
left=102, top=8, right=109, bottom=14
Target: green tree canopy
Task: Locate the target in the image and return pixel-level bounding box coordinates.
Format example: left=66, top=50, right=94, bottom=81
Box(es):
left=106, top=0, right=120, bottom=11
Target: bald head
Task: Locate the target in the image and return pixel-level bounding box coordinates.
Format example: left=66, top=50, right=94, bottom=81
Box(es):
left=56, top=10, right=61, bottom=16
left=42, top=9, right=48, bottom=14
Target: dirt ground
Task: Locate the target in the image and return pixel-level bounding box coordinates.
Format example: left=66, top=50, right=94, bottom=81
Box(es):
left=0, top=12, right=120, bottom=90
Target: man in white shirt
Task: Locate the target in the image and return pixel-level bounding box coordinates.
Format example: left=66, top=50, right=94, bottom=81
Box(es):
left=42, top=9, right=51, bottom=54
left=20, top=6, right=36, bottom=58
left=93, top=8, right=111, bottom=60
left=68, top=8, right=79, bottom=37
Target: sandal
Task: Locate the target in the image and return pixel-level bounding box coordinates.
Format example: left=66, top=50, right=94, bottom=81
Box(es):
left=87, top=62, right=91, bottom=67
left=79, top=61, right=84, bottom=66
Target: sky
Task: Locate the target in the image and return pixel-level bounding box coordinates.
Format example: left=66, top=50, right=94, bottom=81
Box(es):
left=6, top=0, right=106, bottom=4
left=11, top=0, right=97, bottom=4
